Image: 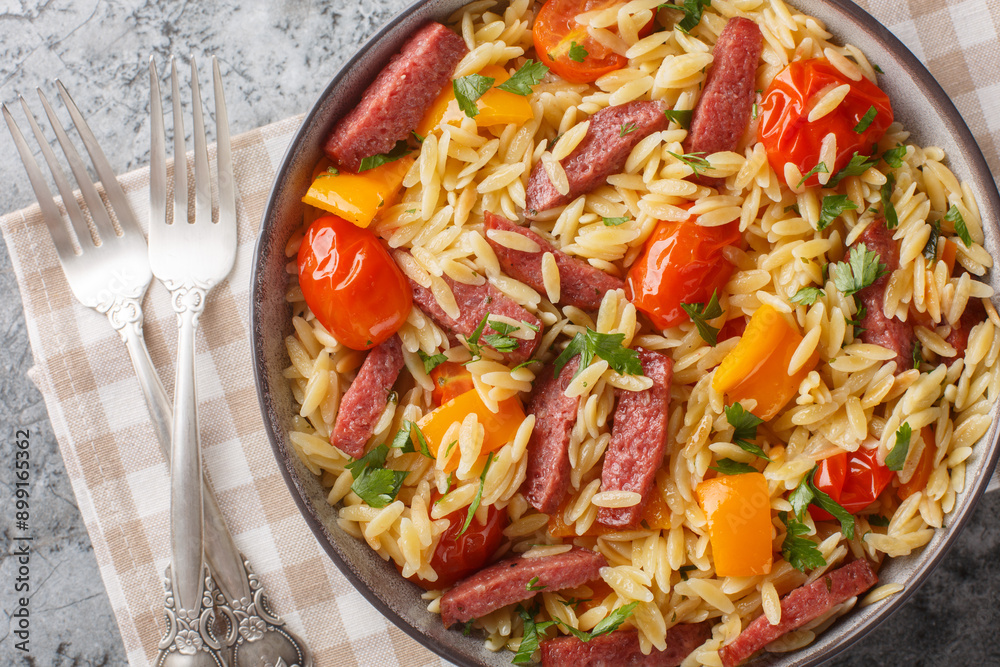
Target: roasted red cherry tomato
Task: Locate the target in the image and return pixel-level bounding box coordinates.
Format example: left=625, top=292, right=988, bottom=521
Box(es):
left=430, top=361, right=475, bottom=407
left=534, top=0, right=652, bottom=83
left=758, top=58, right=893, bottom=188
left=297, top=215, right=411, bottom=351
left=626, top=219, right=740, bottom=330
left=810, top=446, right=893, bottom=520
left=406, top=501, right=507, bottom=589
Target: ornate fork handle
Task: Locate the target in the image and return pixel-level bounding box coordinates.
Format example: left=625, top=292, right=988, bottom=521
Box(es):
left=157, top=567, right=232, bottom=667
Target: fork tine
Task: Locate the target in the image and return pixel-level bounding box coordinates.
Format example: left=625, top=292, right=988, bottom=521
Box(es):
left=56, top=80, right=140, bottom=236
left=212, top=57, right=235, bottom=230
left=189, top=56, right=212, bottom=225
left=36, top=88, right=120, bottom=242
left=2, top=102, right=79, bottom=261
left=170, top=57, right=187, bottom=225
left=17, top=95, right=93, bottom=250
left=149, top=58, right=167, bottom=232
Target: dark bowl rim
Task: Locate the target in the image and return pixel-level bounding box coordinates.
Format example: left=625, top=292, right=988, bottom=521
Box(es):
left=249, top=1, right=1000, bottom=665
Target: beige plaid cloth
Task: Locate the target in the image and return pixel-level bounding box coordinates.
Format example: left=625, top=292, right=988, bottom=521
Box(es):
left=1, top=1, right=998, bottom=665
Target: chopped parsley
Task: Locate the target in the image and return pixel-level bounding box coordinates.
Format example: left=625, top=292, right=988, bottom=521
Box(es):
left=830, top=244, right=888, bottom=297
left=568, top=41, right=588, bottom=63
left=526, top=576, right=547, bottom=591
left=496, top=60, right=548, bottom=96
left=680, top=289, right=724, bottom=346
left=673, top=0, right=712, bottom=33
left=668, top=150, right=711, bottom=176
left=788, top=473, right=815, bottom=521
left=512, top=605, right=552, bottom=663
left=725, top=402, right=770, bottom=460
left=589, top=602, right=639, bottom=637
left=797, top=162, right=828, bottom=188
left=886, top=422, right=912, bottom=471
left=873, top=63, right=884, bottom=74
left=411, top=130, right=425, bottom=143
left=482, top=319, right=523, bottom=353
left=817, top=194, right=859, bottom=231
left=602, top=216, right=629, bottom=227
left=663, top=108, right=693, bottom=128
left=779, top=511, right=827, bottom=573
left=868, top=514, right=891, bottom=527
left=390, top=420, right=434, bottom=458
left=458, top=451, right=494, bottom=536
left=808, top=469, right=856, bottom=538
left=678, top=565, right=697, bottom=581
left=853, top=105, right=878, bottom=133
left=444, top=439, right=458, bottom=459
left=453, top=73, right=496, bottom=118
left=945, top=204, right=972, bottom=247
left=913, top=340, right=923, bottom=369
left=881, top=173, right=898, bottom=229
left=553, top=328, right=643, bottom=379
left=317, top=165, right=339, bottom=178
left=709, top=458, right=757, bottom=475
left=465, top=314, right=491, bottom=357
left=827, top=153, right=876, bottom=187
left=417, top=349, right=448, bottom=374
left=785, top=203, right=801, bottom=215
left=463, top=620, right=475, bottom=636
left=620, top=121, right=638, bottom=137
left=923, top=219, right=941, bottom=263
left=882, top=144, right=906, bottom=168
left=791, top=286, right=825, bottom=306
left=357, top=140, right=412, bottom=172
left=346, top=444, right=409, bottom=508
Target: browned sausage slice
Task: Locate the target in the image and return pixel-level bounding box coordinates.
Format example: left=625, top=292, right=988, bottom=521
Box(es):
left=598, top=349, right=673, bottom=528
left=324, top=22, right=467, bottom=172
left=439, top=547, right=606, bottom=627
left=718, top=559, right=878, bottom=667
left=523, top=359, right=580, bottom=515
left=525, top=101, right=670, bottom=217
left=332, top=335, right=404, bottom=458
left=541, top=624, right=711, bottom=667
left=484, top=211, right=625, bottom=310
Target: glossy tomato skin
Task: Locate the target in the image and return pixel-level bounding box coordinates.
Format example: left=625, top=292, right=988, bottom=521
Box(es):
left=534, top=0, right=651, bottom=83
left=759, top=58, right=893, bottom=188
left=626, top=219, right=740, bottom=330
left=297, top=215, right=411, bottom=351
left=407, top=502, right=508, bottom=590
left=810, top=447, right=893, bottom=520
left=430, top=361, right=475, bottom=407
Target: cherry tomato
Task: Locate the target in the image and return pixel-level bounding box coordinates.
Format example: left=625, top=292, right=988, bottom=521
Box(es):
left=406, top=501, right=508, bottom=590
left=758, top=58, right=893, bottom=188
left=810, top=447, right=893, bottom=520
left=898, top=426, right=937, bottom=501
left=297, top=215, right=411, bottom=351
left=718, top=316, right=748, bottom=342
left=534, top=0, right=651, bottom=83
left=626, top=219, right=740, bottom=330
left=430, top=362, right=475, bottom=407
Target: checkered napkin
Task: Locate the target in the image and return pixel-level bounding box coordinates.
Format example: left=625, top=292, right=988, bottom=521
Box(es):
left=1, top=1, right=998, bottom=665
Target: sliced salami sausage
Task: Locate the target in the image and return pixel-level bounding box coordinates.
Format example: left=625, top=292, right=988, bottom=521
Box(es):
left=484, top=211, right=625, bottom=310
left=944, top=298, right=987, bottom=366
left=332, top=335, right=405, bottom=458
left=683, top=17, right=763, bottom=179
left=718, top=559, right=878, bottom=667
left=525, top=101, right=670, bottom=218
left=407, top=272, right=542, bottom=364
left=439, top=547, right=606, bottom=627
left=323, top=22, right=467, bottom=172
left=541, top=623, right=711, bottom=667
left=598, top=349, right=673, bottom=528
left=852, top=219, right=914, bottom=373
left=523, top=359, right=581, bottom=515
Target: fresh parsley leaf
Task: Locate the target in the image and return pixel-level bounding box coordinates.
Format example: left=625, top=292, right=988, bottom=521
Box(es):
left=444, top=439, right=458, bottom=459
left=680, top=289, right=724, bottom=346
left=785, top=203, right=801, bottom=215
left=797, top=162, right=829, bottom=188
left=668, top=150, right=711, bottom=176
left=808, top=469, right=856, bottom=539
left=817, top=194, right=859, bottom=231
left=663, top=108, right=693, bottom=128
left=590, top=602, right=639, bottom=637
left=482, top=319, right=522, bottom=353
left=752, top=101, right=760, bottom=120
left=512, top=605, right=553, bottom=663
left=945, top=205, right=972, bottom=247
left=827, top=153, right=876, bottom=187
left=568, top=41, right=588, bottom=62
left=678, top=565, right=697, bottom=581
left=440, top=471, right=454, bottom=497
left=317, top=165, right=339, bottom=178
left=453, top=73, right=496, bottom=118
left=602, top=216, right=629, bottom=226
left=526, top=576, right=547, bottom=591
left=886, top=422, right=912, bottom=471
left=873, top=63, right=884, bottom=74
left=709, top=458, right=757, bottom=475
left=463, top=620, right=475, bottom=636
left=511, top=359, right=537, bottom=371
left=868, top=514, right=891, bottom=527
left=417, top=349, right=448, bottom=374
left=357, top=140, right=412, bottom=172
left=465, top=314, right=490, bottom=357
left=496, top=60, right=548, bottom=96
left=913, top=340, right=923, bottom=369
left=487, top=319, right=519, bottom=335
left=346, top=443, right=390, bottom=476
left=779, top=511, right=827, bottom=573
left=830, top=243, right=888, bottom=297
left=411, top=130, right=425, bottom=143
left=788, top=473, right=815, bottom=521
left=853, top=106, right=877, bottom=133
left=553, top=329, right=643, bottom=378
left=674, top=0, right=712, bottom=33
left=881, top=173, right=898, bottom=229
left=882, top=144, right=906, bottom=168
left=791, top=286, right=825, bottom=306
left=550, top=619, right=591, bottom=642
left=390, top=421, right=433, bottom=458
left=346, top=444, right=409, bottom=508
left=924, top=219, right=941, bottom=263
left=620, top=121, right=638, bottom=137
left=725, top=402, right=770, bottom=460
left=458, top=452, right=494, bottom=536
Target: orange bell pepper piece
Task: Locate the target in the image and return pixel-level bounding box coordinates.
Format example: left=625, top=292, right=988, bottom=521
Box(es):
left=695, top=472, right=773, bottom=577
left=302, top=156, right=413, bottom=229
left=417, top=388, right=525, bottom=473
left=941, top=238, right=957, bottom=275
left=712, top=303, right=819, bottom=420
left=416, top=65, right=534, bottom=136
left=898, top=426, right=937, bottom=500
left=548, top=487, right=672, bottom=537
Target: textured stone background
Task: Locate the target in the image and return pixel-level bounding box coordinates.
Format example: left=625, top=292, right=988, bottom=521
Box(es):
left=0, top=1, right=997, bottom=666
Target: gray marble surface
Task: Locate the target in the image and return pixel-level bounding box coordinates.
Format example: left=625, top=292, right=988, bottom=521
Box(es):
left=0, top=1, right=997, bottom=666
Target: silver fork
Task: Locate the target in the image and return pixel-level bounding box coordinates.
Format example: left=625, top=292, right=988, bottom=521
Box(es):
left=149, top=57, right=310, bottom=667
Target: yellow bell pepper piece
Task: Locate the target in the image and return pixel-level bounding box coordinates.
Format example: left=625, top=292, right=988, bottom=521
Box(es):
left=548, top=486, right=672, bottom=537
left=301, top=156, right=413, bottom=229
left=415, top=65, right=534, bottom=137
left=695, top=473, right=773, bottom=577
left=417, top=388, right=525, bottom=473
left=712, top=303, right=819, bottom=421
